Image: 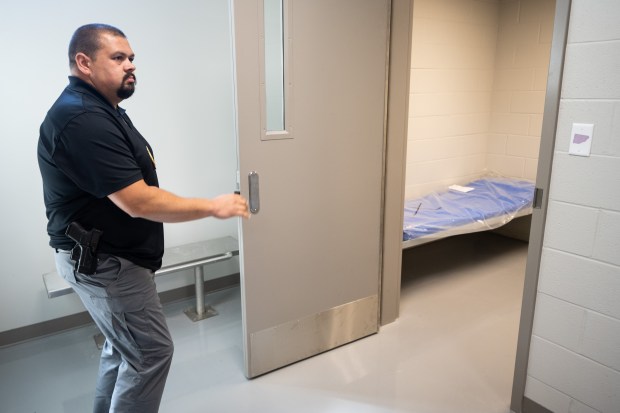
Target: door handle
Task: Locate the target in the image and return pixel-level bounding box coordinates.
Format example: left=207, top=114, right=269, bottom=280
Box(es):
left=248, top=171, right=260, bottom=214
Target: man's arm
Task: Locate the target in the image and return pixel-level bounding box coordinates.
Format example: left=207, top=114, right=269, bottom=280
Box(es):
left=108, top=179, right=249, bottom=223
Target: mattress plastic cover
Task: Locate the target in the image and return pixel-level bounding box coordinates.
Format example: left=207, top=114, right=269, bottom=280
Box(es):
left=403, top=176, right=535, bottom=247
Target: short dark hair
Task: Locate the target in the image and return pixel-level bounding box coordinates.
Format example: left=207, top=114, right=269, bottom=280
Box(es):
left=68, top=24, right=126, bottom=69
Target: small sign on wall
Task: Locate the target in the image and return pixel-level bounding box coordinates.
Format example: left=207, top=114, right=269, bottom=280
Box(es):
left=569, top=123, right=594, bottom=157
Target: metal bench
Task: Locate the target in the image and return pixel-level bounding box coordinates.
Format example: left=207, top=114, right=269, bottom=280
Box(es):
left=43, top=236, right=239, bottom=322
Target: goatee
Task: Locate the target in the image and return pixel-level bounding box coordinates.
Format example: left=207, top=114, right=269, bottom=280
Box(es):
left=117, top=74, right=136, bottom=99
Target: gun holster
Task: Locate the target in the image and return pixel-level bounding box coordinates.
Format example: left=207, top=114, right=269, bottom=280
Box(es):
left=65, top=222, right=103, bottom=275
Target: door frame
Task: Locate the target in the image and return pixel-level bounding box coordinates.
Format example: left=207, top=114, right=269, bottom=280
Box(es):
left=510, top=1, right=572, bottom=411
left=380, top=0, right=413, bottom=325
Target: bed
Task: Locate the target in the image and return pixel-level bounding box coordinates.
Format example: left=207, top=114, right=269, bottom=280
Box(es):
left=402, top=176, right=535, bottom=248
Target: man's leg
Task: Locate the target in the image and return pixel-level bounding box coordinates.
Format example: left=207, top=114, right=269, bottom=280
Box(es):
left=93, top=339, right=121, bottom=412
left=103, top=260, right=174, bottom=412
left=55, top=252, right=174, bottom=413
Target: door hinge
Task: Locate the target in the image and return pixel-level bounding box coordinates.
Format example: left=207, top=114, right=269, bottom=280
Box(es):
left=533, top=187, right=544, bottom=209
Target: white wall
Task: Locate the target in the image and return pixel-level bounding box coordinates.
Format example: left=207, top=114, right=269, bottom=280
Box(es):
left=0, top=0, right=240, bottom=334
left=524, top=1, right=620, bottom=412
left=406, top=0, right=554, bottom=199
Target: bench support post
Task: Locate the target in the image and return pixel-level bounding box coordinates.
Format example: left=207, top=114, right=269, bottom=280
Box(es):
left=183, top=265, right=218, bottom=322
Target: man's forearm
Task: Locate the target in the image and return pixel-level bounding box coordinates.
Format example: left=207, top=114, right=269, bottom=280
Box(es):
left=108, top=180, right=248, bottom=222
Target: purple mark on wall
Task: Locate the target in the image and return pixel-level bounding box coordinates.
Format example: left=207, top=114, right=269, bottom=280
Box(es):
left=573, top=133, right=590, bottom=144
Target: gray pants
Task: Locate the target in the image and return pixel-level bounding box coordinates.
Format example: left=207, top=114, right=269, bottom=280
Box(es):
left=55, top=251, right=174, bottom=413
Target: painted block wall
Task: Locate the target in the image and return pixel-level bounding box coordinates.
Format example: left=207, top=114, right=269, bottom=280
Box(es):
left=524, top=1, right=620, bottom=412
left=406, top=0, right=554, bottom=199
left=407, top=0, right=498, bottom=199
left=488, top=0, right=555, bottom=180
left=0, top=0, right=240, bottom=334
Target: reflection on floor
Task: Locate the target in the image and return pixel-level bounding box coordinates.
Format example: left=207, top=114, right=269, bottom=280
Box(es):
left=0, top=232, right=527, bottom=413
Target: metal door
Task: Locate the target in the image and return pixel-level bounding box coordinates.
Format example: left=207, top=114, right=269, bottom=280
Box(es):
left=233, top=0, right=390, bottom=378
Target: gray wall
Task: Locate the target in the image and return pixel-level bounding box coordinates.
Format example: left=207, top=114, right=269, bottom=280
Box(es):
left=0, top=0, right=239, bottom=334
left=524, top=1, right=620, bottom=411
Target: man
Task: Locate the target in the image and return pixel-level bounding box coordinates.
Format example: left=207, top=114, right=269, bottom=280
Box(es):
left=37, top=24, right=249, bottom=412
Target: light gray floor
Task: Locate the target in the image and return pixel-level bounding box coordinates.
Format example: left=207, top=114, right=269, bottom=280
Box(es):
left=0, top=232, right=527, bottom=413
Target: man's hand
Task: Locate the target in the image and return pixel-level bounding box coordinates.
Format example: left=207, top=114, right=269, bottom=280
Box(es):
left=211, top=193, right=250, bottom=219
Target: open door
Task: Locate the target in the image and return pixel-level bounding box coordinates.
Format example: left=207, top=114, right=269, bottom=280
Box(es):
left=233, top=0, right=390, bottom=378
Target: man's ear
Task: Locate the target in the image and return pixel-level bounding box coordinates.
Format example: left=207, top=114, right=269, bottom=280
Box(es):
left=74, top=53, right=92, bottom=76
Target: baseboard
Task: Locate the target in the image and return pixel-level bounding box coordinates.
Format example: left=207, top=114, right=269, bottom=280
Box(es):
left=0, top=273, right=240, bottom=348
left=521, top=397, right=554, bottom=413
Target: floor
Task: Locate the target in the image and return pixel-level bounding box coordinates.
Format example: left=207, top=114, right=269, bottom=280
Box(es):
left=0, top=232, right=528, bottom=413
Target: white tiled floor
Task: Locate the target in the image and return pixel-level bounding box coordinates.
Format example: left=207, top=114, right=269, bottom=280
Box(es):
left=0, top=232, right=528, bottom=413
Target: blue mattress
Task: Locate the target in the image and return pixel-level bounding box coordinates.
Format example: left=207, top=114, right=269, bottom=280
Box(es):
left=403, top=177, right=535, bottom=245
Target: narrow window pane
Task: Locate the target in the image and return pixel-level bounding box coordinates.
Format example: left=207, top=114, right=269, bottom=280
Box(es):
left=264, top=0, right=285, bottom=131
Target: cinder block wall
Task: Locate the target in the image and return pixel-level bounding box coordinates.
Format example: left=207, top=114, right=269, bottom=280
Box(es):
left=524, top=1, right=620, bottom=412
left=488, top=0, right=555, bottom=180
left=406, top=0, right=554, bottom=199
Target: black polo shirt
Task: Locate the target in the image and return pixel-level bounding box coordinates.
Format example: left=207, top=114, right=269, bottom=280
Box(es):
left=38, top=76, right=164, bottom=271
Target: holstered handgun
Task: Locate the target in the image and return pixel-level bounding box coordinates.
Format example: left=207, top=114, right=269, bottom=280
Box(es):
left=65, top=222, right=102, bottom=275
